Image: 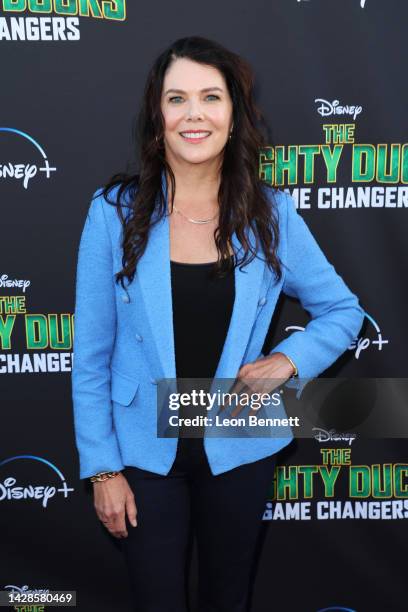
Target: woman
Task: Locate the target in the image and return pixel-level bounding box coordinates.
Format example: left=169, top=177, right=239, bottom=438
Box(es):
left=72, top=36, right=364, bottom=612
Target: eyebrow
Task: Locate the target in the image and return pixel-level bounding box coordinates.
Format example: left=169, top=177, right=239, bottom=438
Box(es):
left=164, top=87, right=223, bottom=95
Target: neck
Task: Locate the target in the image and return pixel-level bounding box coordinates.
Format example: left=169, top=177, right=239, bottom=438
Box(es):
left=164, top=158, right=222, bottom=208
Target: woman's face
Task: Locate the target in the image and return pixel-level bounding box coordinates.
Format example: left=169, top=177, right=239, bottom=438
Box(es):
left=160, top=57, right=233, bottom=168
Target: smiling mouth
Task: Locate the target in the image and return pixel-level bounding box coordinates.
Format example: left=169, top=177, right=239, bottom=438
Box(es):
left=179, top=131, right=211, bottom=141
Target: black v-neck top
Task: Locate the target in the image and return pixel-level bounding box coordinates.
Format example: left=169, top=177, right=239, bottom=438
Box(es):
left=170, top=256, right=235, bottom=382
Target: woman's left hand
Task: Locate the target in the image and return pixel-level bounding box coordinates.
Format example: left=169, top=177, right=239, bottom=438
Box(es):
left=218, top=352, right=297, bottom=417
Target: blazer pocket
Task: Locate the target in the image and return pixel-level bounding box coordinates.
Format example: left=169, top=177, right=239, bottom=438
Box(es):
left=111, top=368, right=140, bottom=407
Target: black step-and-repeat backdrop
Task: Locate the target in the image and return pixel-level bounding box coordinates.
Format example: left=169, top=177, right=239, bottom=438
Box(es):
left=2, top=1, right=407, bottom=611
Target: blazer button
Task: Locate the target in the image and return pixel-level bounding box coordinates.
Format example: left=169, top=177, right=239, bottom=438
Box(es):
left=122, top=294, right=130, bottom=303
left=258, top=296, right=267, bottom=306
left=135, top=333, right=143, bottom=342
left=150, top=377, right=158, bottom=385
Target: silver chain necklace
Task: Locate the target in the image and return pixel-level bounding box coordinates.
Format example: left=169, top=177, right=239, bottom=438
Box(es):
left=173, top=204, right=218, bottom=225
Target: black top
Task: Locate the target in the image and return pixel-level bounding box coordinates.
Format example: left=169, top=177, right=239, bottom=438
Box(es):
left=170, top=256, right=235, bottom=438
left=170, top=256, right=235, bottom=380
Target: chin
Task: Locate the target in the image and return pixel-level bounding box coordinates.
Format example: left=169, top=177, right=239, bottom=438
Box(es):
left=178, top=152, right=215, bottom=165
left=184, top=158, right=212, bottom=166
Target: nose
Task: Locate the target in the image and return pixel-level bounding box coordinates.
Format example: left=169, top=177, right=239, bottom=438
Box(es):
left=186, top=98, right=204, bottom=121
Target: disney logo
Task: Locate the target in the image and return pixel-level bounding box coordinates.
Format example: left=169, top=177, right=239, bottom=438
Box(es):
left=286, top=312, right=389, bottom=361
left=4, top=585, right=50, bottom=594
left=0, top=476, right=73, bottom=508
left=0, top=128, right=57, bottom=189
left=313, top=427, right=356, bottom=446
left=350, top=313, right=389, bottom=358
left=0, top=274, right=31, bottom=292
left=315, top=98, right=362, bottom=120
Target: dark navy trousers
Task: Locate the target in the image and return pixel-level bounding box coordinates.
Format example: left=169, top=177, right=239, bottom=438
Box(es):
left=120, top=437, right=276, bottom=612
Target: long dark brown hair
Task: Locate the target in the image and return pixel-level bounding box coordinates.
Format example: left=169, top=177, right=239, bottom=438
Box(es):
left=99, top=35, right=283, bottom=289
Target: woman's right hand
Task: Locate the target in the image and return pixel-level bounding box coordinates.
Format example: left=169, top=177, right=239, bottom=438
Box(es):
left=93, top=472, right=137, bottom=538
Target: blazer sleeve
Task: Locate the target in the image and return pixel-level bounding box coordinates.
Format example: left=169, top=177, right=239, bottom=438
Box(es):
left=71, top=190, right=125, bottom=480
left=270, top=192, right=365, bottom=381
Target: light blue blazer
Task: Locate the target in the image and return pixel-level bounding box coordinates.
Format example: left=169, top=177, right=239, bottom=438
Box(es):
left=71, top=172, right=365, bottom=480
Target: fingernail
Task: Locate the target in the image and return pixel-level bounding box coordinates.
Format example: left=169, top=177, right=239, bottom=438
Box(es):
left=131, top=519, right=137, bottom=527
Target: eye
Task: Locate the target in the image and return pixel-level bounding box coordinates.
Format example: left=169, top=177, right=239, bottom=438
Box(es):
left=168, top=94, right=220, bottom=103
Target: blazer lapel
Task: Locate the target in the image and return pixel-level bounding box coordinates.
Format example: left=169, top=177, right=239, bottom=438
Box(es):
left=135, top=172, right=266, bottom=382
